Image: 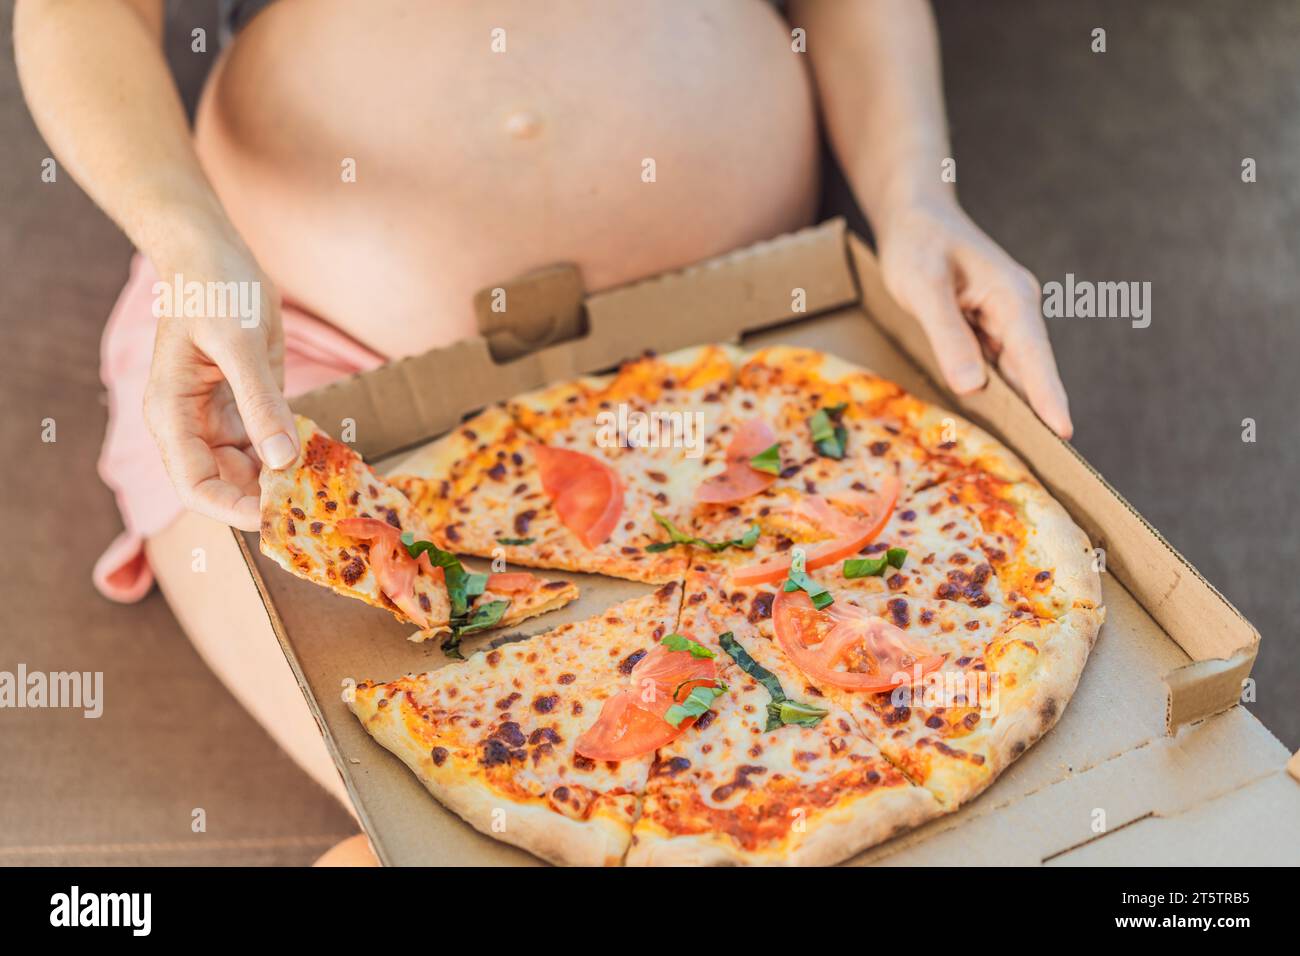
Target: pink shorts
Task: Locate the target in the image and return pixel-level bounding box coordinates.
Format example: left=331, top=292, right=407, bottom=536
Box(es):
left=93, top=255, right=384, bottom=602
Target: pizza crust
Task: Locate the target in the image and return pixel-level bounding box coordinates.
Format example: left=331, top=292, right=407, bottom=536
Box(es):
left=350, top=685, right=633, bottom=866
left=1008, top=479, right=1105, bottom=613
left=626, top=782, right=942, bottom=866
left=894, top=606, right=1104, bottom=808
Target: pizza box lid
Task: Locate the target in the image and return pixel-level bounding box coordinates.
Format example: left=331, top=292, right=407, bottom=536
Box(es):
left=234, top=218, right=1298, bottom=865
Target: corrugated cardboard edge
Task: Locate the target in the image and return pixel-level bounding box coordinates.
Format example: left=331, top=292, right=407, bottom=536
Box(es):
left=291, top=219, right=858, bottom=461
left=846, top=233, right=1260, bottom=731
left=230, top=528, right=394, bottom=867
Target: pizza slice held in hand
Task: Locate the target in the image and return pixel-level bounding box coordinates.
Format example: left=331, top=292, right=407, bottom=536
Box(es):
left=259, top=416, right=577, bottom=649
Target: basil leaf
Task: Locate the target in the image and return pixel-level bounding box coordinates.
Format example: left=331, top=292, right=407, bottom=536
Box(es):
left=783, top=549, right=834, bottom=609
left=650, top=513, right=760, bottom=553
left=809, top=404, right=848, bottom=460
left=660, top=633, right=716, bottom=659
left=843, top=556, right=888, bottom=578
left=770, top=698, right=830, bottom=728
left=663, top=683, right=728, bottom=728
left=495, top=536, right=535, bottom=546
left=719, top=632, right=785, bottom=709
left=401, top=530, right=460, bottom=568
left=441, top=599, right=512, bottom=660
left=748, top=442, right=782, bottom=476
left=719, top=631, right=828, bottom=732
left=458, top=599, right=510, bottom=635
left=808, top=408, right=834, bottom=444
left=401, top=532, right=513, bottom=654
left=842, top=547, right=907, bottom=578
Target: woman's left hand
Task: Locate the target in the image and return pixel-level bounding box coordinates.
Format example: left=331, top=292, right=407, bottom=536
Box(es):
left=874, top=196, right=1073, bottom=439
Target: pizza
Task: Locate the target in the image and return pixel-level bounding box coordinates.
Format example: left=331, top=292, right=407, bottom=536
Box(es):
left=262, top=346, right=1104, bottom=865
left=385, top=345, right=738, bottom=583
left=347, top=583, right=683, bottom=866
left=259, top=416, right=579, bottom=653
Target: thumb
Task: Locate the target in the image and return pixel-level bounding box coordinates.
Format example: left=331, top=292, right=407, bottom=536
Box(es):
left=216, top=340, right=299, bottom=470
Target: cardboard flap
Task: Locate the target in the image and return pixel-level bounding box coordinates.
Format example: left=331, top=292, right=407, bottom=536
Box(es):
left=582, top=218, right=858, bottom=358
left=1164, top=649, right=1256, bottom=729
left=474, top=262, right=587, bottom=363
left=857, top=706, right=1287, bottom=866
left=1046, top=770, right=1300, bottom=866
left=847, top=233, right=1260, bottom=729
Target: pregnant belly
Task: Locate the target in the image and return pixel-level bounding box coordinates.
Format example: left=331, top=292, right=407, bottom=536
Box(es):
left=194, top=0, right=820, bottom=357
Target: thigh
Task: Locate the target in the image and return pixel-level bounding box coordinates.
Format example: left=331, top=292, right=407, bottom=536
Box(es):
left=145, top=510, right=355, bottom=815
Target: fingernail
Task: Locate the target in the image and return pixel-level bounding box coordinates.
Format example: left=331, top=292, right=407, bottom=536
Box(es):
left=950, top=364, right=986, bottom=394
left=259, top=432, right=297, bottom=469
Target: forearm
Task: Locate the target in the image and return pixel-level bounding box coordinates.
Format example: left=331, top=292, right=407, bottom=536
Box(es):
left=14, top=0, right=242, bottom=270
left=791, top=0, right=955, bottom=233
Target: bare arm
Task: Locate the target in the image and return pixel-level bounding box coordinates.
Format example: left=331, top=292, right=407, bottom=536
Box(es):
left=791, top=0, right=1072, bottom=438
left=14, top=0, right=299, bottom=529
left=15, top=0, right=229, bottom=263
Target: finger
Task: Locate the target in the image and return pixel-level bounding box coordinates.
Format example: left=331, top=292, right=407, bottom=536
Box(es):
left=1001, top=280, right=1073, bottom=439
left=213, top=444, right=264, bottom=531
left=956, top=251, right=1074, bottom=440
left=1001, top=330, right=1073, bottom=440
left=145, top=390, right=264, bottom=531
left=897, top=266, right=988, bottom=395
left=210, top=335, right=299, bottom=470
left=987, top=280, right=1073, bottom=439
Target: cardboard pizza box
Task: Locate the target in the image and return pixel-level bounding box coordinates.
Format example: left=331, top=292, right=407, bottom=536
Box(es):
left=229, top=218, right=1300, bottom=865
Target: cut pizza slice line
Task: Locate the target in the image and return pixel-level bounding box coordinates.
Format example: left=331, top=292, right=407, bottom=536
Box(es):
left=740, top=569, right=1104, bottom=809
left=260, top=416, right=578, bottom=640
left=681, top=465, right=1097, bottom=631
left=677, top=346, right=1040, bottom=564
left=506, top=344, right=742, bottom=527
left=386, top=404, right=689, bottom=583
left=693, top=346, right=967, bottom=508
left=348, top=582, right=686, bottom=867
left=863, top=471, right=1104, bottom=621
left=627, top=567, right=943, bottom=865
left=668, top=347, right=951, bottom=572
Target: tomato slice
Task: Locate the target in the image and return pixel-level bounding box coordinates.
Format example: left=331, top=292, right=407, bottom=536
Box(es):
left=695, top=418, right=779, bottom=504
left=573, top=691, right=685, bottom=762
left=730, top=475, right=900, bottom=586
left=335, top=516, right=400, bottom=540
left=416, top=558, right=535, bottom=595
left=533, top=444, right=624, bottom=548
left=336, top=517, right=433, bottom=628
left=574, top=641, right=720, bottom=761
left=626, top=642, right=718, bottom=716
left=483, top=571, right=538, bottom=593
left=772, top=589, right=945, bottom=692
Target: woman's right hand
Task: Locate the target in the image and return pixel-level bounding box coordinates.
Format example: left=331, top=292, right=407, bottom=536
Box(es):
left=143, top=240, right=300, bottom=532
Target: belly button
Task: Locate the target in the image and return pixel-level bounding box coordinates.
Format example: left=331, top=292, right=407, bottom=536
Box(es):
left=504, top=110, right=544, bottom=140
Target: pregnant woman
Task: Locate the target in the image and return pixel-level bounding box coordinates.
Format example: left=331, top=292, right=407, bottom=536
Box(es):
left=15, top=0, right=1070, bottom=864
